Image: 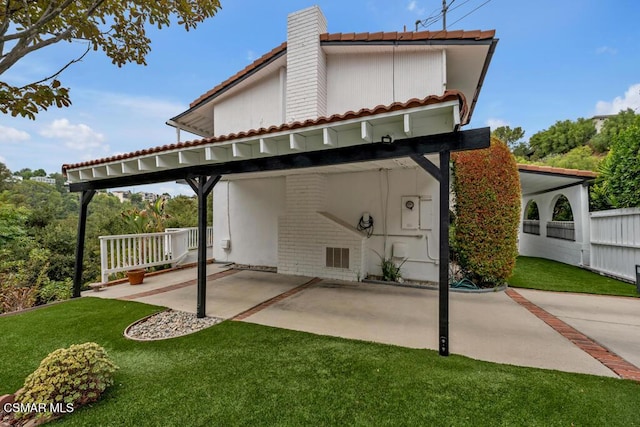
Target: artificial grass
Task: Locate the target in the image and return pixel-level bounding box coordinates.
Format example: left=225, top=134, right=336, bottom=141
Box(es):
left=1, top=298, right=639, bottom=426
left=509, top=256, right=638, bottom=297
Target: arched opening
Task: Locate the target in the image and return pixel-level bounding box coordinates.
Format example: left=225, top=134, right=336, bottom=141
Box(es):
left=552, top=195, right=574, bottom=221
left=523, top=200, right=540, bottom=234
left=547, top=195, right=575, bottom=240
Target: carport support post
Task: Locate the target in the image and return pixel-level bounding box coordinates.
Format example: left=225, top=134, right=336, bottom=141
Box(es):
left=438, top=150, right=450, bottom=356
left=410, top=151, right=450, bottom=356
left=187, top=175, right=221, bottom=318
left=72, top=189, right=96, bottom=298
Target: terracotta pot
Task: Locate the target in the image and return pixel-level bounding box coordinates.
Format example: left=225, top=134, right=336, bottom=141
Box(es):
left=127, top=269, right=146, bottom=285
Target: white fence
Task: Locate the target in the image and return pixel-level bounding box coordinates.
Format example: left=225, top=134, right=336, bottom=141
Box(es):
left=590, top=208, right=640, bottom=282
left=99, top=227, right=213, bottom=283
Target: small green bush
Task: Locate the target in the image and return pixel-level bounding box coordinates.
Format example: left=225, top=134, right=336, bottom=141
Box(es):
left=452, top=137, right=521, bottom=286
left=15, top=342, right=118, bottom=421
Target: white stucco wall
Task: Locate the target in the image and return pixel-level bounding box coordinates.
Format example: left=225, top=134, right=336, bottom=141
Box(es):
left=213, top=167, right=440, bottom=283
left=326, top=50, right=444, bottom=114
left=326, top=168, right=440, bottom=282
left=212, top=177, right=286, bottom=265
left=213, top=71, right=283, bottom=136
left=519, top=184, right=590, bottom=266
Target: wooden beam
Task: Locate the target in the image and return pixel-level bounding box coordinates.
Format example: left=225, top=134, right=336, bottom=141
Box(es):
left=403, top=114, right=412, bottom=136
left=188, top=175, right=221, bottom=318
left=412, top=150, right=451, bottom=356
left=290, top=133, right=306, bottom=151
left=260, top=138, right=278, bottom=155
left=69, top=128, right=490, bottom=192
left=323, top=127, right=338, bottom=147
left=437, top=150, right=450, bottom=356
left=72, top=190, right=96, bottom=297
left=232, top=143, right=252, bottom=158
left=410, top=154, right=441, bottom=182
left=361, top=121, right=373, bottom=142
left=205, top=146, right=228, bottom=162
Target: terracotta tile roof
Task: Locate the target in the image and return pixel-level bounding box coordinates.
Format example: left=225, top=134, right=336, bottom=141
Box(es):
left=319, top=29, right=496, bottom=42
left=188, top=29, right=495, bottom=108
left=63, top=90, right=467, bottom=174
left=517, top=164, right=598, bottom=178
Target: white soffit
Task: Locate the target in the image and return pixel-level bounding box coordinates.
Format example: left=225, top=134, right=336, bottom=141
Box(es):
left=65, top=100, right=460, bottom=184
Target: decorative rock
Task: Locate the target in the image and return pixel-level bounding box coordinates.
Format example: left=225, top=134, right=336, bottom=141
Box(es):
left=125, top=310, right=222, bottom=341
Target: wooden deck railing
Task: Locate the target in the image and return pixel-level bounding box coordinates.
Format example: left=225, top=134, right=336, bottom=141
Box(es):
left=99, top=227, right=213, bottom=283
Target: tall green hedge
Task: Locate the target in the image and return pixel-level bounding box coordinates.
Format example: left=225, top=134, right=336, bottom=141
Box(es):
left=452, top=137, right=521, bottom=286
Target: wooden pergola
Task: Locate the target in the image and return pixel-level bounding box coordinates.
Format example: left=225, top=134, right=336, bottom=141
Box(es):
left=67, top=127, right=490, bottom=356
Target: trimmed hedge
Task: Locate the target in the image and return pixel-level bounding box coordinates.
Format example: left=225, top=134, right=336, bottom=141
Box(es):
left=452, top=137, right=521, bottom=286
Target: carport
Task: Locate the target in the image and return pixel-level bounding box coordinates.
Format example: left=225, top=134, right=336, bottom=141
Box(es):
left=63, top=110, right=490, bottom=356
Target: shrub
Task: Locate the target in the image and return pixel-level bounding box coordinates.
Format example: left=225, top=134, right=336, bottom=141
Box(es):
left=15, top=342, right=118, bottom=422
left=596, top=116, right=640, bottom=208
left=452, top=137, right=521, bottom=286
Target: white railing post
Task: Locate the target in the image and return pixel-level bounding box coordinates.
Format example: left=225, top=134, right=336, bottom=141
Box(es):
left=100, top=237, right=109, bottom=283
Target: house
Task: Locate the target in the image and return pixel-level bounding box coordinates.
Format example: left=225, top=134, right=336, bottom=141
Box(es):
left=29, top=176, right=56, bottom=185
left=62, top=6, right=497, bottom=352
left=165, top=6, right=496, bottom=284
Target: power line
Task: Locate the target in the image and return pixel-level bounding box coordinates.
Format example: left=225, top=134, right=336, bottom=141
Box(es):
left=447, top=0, right=493, bottom=28
left=414, top=0, right=493, bottom=32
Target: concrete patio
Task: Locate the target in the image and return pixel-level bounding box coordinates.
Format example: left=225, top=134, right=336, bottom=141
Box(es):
left=83, top=265, right=640, bottom=380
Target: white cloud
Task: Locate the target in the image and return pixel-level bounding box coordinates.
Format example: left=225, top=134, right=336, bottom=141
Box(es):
left=0, top=155, right=6, bottom=163
left=247, top=50, right=257, bottom=61
left=407, top=0, right=426, bottom=15
left=0, top=125, right=30, bottom=143
left=486, top=118, right=510, bottom=130
left=596, top=46, right=617, bottom=55
left=40, top=118, right=107, bottom=151
left=595, top=83, right=640, bottom=115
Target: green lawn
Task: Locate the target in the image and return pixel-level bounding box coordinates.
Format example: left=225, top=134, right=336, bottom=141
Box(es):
left=1, top=298, right=639, bottom=426
left=509, top=256, right=638, bottom=297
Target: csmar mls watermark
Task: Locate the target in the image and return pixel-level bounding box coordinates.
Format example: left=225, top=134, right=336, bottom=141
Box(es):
left=3, top=402, right=74, bottom=414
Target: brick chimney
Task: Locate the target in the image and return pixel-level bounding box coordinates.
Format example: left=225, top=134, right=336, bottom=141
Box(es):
left=285, top=6, right=328, bottom=123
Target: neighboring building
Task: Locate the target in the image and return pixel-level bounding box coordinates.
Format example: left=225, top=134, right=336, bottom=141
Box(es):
left=591, top=114, right=612, bottom=133
left=111, top=190, right=132, bottom=203
left=30, top=176, right=56, bottom=185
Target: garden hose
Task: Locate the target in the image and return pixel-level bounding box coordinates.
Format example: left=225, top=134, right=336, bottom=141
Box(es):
left=450, top=278, right=479, bottom=289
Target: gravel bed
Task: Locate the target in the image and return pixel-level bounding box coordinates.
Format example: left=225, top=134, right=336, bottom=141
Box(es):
left=125, top=309, right=223, bottom=341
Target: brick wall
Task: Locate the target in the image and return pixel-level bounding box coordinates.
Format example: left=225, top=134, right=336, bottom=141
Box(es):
left=278, top=174, right=366, bottom=281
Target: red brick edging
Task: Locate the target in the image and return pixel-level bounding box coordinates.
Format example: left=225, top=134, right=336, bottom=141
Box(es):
left=506, top=288, right=640, bottom=381
left=120, top=269, right=239, bottom=301
left=232, top=277, right=322, bottom=321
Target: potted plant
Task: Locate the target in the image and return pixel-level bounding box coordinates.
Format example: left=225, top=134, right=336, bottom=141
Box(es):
left=126, top=268, right=146, bottom=285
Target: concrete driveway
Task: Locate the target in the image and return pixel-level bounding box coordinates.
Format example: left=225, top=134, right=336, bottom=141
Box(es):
left=85, top=266, right=639, bottom=379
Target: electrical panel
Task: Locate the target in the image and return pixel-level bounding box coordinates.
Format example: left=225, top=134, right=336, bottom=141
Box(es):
left=419, top=197, right=433, bottom=230
left=401, top=196, right=420, bottom=230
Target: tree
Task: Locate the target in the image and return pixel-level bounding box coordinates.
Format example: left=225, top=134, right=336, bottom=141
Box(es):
left=451, top=138, right=521, bottom=287
left=529, top=118, right=596, bottom=159
left=491, top=125, right=525, bottom=148
left=0, top=161, right=11, bottom=191
left=0, top=0, right=221, bottom=119
left=542, top=146, right=601, bottom=171
left=596, top=115, right=640, bottom=208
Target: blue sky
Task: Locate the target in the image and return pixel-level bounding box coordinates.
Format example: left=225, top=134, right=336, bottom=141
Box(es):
left=1, top=0, right=639, bottom=195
